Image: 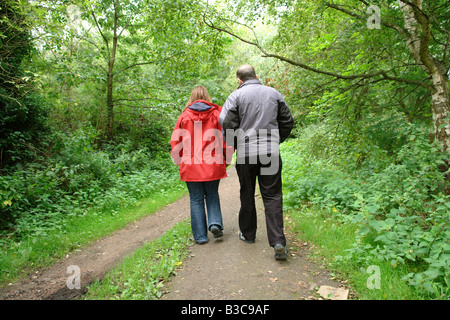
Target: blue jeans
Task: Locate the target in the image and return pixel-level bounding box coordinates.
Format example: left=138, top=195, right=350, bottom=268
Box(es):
left=186, top=180, right=223, bottom=244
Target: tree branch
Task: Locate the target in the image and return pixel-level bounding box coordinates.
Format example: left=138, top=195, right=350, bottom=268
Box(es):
left=91, top=10, right=110, bottom=63
left=400, top=0, right=429, bottom=20
left=116, top=61, right=158, bottom=73
left=204, top=16, right=432, bottom=90
left=0, top=93, right=23, bottom=107
left=324, top=2, right=407, bottom=36
left=115, top=54, right=175, bottom=74
left=113, top=97, right=154, bottom=102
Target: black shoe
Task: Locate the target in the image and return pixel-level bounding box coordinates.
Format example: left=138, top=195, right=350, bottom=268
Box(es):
left=239, top=232, right=255, bottom=244
left=210, top=225, right=223, bottom=238
left=273, top=243, right=288, bottom=260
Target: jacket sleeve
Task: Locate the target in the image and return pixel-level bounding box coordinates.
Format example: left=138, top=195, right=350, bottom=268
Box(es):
left=219, top=92, right=240, bottom=150
left=214, top=108, right=234, bottom=165
left=220, top=125, right=235, bottom=165
left=170, top=115, right=184, bottom=165
left=277, top=98, right=294, bottom=143
left=219, top=92, right=240, bottom=131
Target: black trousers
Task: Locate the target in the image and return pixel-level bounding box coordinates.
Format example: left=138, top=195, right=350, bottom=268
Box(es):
left=235, top=155, right=286, bottom=247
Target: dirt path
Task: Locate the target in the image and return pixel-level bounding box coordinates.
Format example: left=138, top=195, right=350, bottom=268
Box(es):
left=0, top=167, right=345, bottom=300
left=161, top=168, right=342, bottom=300
left=0, top=192, right=190, bottom=299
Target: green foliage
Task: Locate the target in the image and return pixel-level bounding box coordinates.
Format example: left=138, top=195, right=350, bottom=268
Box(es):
left=31, top=0, right=232, bottom=140
left=0, top=1, right=49, bottom=168
left=0, top=0, right=233, bottom=288
left=0, top=126, right=182, bottom=239
left=0, top=93, right=50, bottom=166
left=285, top=208, right=418, bottom=299
left=0, top=123, right=187, bottom=285
left=282, top=121, right=449, bottom=299
left=2, top=0, right=448, bottom=301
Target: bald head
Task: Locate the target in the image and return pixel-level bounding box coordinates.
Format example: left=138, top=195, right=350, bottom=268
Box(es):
left=236, top=64, right=257, bottom=82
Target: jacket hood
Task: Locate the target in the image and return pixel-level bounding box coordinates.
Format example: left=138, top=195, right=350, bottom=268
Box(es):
left=185, top=100, right=221, bottom=122
left=188, top=101, right=214, bottom=112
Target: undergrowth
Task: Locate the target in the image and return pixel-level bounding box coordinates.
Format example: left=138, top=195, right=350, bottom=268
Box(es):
left=0, top=126, right=186, bottom=286
left=282, top=121, right=449, bottom=299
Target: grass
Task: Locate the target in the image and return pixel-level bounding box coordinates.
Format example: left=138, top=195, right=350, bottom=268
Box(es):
left=285, top=206, right=424, bottom=300
left=82, top=220, right=193, bottom=300
left=0, top=185, right=188, bottom=287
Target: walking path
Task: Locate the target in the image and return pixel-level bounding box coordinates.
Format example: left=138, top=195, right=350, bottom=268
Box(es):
left=0, top=189, right=190, bottom=299
left=162, top=168, right=341, bottom=300
left=0, top=167, right=345, bottom=300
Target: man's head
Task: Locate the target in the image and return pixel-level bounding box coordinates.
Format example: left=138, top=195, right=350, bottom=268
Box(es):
left=236, top=65, right=257, bottom=85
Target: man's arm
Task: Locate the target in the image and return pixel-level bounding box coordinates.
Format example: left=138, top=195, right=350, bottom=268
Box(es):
left=219, top=93, right=240, bottom=130
left=277, top=98, right=294, bottom=143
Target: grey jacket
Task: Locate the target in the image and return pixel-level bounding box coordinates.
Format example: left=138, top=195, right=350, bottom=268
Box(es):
left=219, top=79, right=294, bottom=158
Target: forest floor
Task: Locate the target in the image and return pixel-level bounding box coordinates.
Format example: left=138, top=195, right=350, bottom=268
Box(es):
left=0, top=167, right=348, bottom=300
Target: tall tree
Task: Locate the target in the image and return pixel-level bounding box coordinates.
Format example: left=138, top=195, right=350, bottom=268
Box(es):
left=80, top=0, right=157, bottom=139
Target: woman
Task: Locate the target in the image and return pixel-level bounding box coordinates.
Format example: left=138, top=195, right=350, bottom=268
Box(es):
left=170, top=86, right=232, bottom=244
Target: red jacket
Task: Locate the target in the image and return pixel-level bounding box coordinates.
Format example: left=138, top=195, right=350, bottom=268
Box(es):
left=170, top=100, right=233, bottom=182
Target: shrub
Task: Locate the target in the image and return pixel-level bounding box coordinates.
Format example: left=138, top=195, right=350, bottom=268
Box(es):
left=282, top=121, right=449, bottom=298
left=0, top=125, right=181, bottom=241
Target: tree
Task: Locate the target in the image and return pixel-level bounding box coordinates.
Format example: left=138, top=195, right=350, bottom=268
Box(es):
left=74, top=0, right=161, bottom=139
left=32, top=0, right=229, bottom=140
left=0, top=0, right=32, bottom=100
left=0, top=0, right=48, bottom=168
left=206, top=0, right=450, bottom=179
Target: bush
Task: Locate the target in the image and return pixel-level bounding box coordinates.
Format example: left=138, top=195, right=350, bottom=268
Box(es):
left=282, top=121, right=449, bottom=299
left=0, top=125, right=181, bottom=241
left=0, top=92, right=50, bottom=168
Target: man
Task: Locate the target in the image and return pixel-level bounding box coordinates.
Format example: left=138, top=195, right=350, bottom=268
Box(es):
left=219, top=64, right=294, bottom=260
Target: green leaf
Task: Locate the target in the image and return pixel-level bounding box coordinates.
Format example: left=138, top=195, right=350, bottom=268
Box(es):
left=369, top=220, right=385, bottom=232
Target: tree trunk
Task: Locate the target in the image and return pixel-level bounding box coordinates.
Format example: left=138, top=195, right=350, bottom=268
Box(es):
left=106, top=71, right=114, bottom=139
left=103, top=0, right=119, bottom=140
left=430, top=71, right=450, bottom=183
left=399, top=0, right=450, bottom=182
left=430, top=72, right=450, bottom=153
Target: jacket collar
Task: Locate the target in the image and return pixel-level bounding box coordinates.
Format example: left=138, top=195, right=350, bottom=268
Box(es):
left=238, top=78, right=262, bottom=89
left=186, top=100, right=220, bottom=112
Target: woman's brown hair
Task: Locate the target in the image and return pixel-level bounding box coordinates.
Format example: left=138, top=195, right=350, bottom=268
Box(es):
left=186, top=86, right=212, bottom=108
